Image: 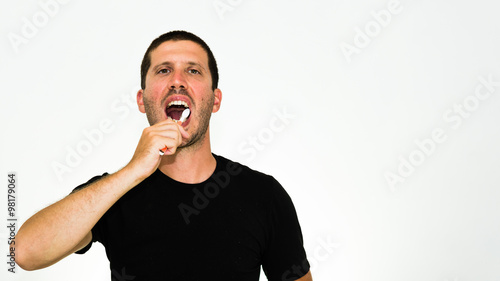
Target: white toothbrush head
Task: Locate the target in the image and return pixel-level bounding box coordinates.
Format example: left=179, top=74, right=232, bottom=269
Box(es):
left=179, top=108, right=190, bottom=123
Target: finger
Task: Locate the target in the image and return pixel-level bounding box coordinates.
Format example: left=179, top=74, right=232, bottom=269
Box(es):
left=156, top=130, right=182, bottom=156
left=160, top=142, right=178, bottom=155
left=159, top=146, right=168, bottom=156
left=177, top=122, right=190, bottom=139
left=143, top=119, right=187, bottom=156
left=157, top=139, right=178, bottom=156
left=149, top=118, right=178, bottom=131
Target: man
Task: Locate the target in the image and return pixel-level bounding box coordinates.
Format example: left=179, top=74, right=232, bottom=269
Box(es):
left=15, top=30, right=311, bottom=281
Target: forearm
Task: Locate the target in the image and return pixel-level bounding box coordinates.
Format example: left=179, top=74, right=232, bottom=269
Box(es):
left=15, top=165, right=142, bottom=270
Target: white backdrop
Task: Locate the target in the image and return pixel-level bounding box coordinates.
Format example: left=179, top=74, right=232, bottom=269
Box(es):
left=1, top=0, right=500, bottom=280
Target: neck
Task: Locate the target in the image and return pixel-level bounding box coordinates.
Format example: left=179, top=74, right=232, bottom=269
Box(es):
left=157, top=129, right=216, bottom=184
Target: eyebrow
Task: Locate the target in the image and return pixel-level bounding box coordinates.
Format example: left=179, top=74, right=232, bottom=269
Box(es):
left=152, top=61, right=207, bottom=73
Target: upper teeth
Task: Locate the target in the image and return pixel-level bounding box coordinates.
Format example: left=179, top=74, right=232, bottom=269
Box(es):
left=168, top=100, right=189, bottom=108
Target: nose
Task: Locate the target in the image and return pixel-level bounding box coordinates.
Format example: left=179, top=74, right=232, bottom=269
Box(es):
left=170, top=70, right=187, bottom=89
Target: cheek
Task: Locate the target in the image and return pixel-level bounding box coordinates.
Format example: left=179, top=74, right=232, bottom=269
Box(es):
left=143, top=87, right=166, bottom=108
left=150, top=82, right=166, bottom=97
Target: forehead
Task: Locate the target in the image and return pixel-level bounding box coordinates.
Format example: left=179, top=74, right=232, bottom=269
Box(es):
left=149, top=40, right=209, bottom=68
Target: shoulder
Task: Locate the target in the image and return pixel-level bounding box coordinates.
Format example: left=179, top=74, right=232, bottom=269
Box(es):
left=213, top=154, right=286, bottom=197
left=214, top=154, right=275, bottom=183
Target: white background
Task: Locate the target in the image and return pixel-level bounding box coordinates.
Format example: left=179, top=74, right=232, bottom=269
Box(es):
left=1, top=0, right=500, bottom=280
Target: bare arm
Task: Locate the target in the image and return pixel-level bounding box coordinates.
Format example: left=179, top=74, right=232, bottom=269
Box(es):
left=15, top=119, right=189, bottom=271
left=16, top=166, right=144, bottom=270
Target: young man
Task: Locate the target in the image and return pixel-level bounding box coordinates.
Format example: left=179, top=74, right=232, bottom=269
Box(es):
left=15, top=31, right=312, bottom=281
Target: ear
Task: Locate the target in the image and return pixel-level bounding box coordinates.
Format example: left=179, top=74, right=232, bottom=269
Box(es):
left=212, top=88, right=222, bottom=113
left=137, top=89, right=146, bottom=113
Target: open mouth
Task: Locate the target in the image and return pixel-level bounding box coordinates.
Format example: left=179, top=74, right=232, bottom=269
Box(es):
left=166, top=100, right=191, bottom=122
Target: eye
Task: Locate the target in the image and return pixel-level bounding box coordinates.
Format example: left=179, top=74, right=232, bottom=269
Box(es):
left=188, top=69, right=200, bottom=74
left=157, top=68, right=170, bottom=74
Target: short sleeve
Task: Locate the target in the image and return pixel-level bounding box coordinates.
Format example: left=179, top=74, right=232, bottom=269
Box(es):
left=262, top=177, right=310, bottom=281
left=70, top=173, right=108, bottom=254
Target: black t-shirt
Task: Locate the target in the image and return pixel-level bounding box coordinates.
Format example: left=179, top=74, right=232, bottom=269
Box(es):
left=73, top=154, right=309, bottom=281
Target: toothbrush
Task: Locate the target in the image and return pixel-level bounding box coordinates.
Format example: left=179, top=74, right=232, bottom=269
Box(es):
left=159, top=108, right=190, bottom=156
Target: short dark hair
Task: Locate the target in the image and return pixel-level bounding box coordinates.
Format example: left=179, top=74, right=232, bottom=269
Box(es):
left=140, top=30, right=219, bottom=90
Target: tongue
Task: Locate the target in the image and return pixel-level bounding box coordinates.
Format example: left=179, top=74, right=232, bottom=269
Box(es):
left=166, top=106, right=186, bottom=121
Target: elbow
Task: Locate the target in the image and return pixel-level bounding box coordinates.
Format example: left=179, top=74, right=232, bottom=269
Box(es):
left=14, top=236, right=41, bottom=271
left=16, top=261, right=38, bottom=271
left=15, top=245, right=34, bottom=271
